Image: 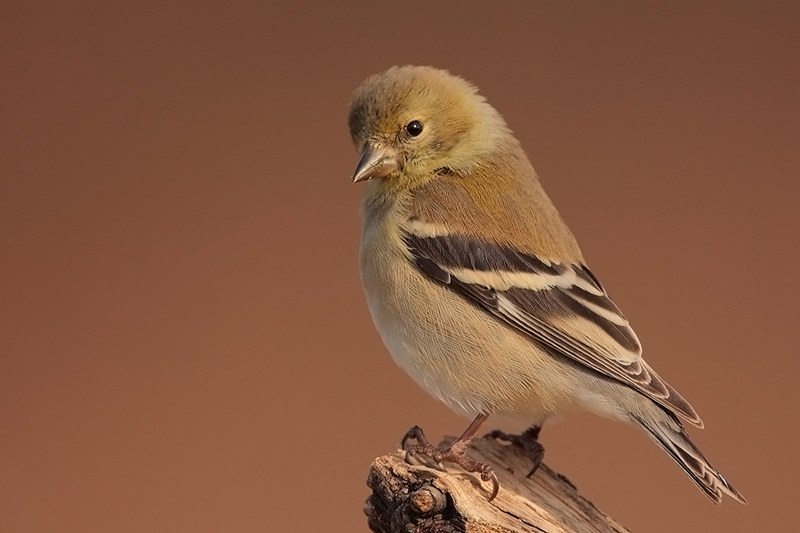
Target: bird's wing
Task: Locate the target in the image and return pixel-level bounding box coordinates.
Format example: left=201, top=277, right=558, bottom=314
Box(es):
left=403, top=229, right=702, bottom=428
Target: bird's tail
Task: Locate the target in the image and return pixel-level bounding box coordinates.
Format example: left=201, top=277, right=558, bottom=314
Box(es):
left=633, top=415, right=747, bottom=504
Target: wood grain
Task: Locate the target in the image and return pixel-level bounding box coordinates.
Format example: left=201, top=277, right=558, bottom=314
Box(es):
left=365, top=436, right=629, bottom=533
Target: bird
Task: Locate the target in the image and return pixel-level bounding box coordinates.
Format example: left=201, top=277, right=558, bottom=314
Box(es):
left=348, top=65, right=746, bottom=504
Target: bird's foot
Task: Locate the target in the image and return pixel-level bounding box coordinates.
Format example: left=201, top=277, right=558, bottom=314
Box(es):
left=485, top=426, right=544, bottom=478
left=401, top=425, right=499, bottom=501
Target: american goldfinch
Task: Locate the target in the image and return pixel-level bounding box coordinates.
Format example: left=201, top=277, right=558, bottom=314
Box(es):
left=349, top=65, right=746, bottom=504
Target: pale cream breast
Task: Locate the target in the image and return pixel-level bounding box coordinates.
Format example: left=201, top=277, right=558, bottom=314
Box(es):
left=359, top=194, right=585, bottom=422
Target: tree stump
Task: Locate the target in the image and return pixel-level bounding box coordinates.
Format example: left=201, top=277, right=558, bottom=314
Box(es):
left=365, top=436, right=629, bottom=533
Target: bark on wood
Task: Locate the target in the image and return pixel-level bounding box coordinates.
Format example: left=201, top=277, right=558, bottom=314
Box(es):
left=364, top=436, right=629, bottom=533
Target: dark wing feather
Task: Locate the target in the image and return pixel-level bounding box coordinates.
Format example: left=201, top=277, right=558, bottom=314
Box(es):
left=405, top=231, right=702, bottom=428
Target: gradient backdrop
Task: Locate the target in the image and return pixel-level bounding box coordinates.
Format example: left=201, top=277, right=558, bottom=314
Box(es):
left=2, top=2, right=798, bottom=532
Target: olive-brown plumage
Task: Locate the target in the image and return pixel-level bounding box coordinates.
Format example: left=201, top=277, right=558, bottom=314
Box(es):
left=350, top=65, right=746, bottom=504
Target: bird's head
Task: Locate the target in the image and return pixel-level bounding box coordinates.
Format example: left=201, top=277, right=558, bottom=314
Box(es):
left=348, top=65, right=511, bottom=188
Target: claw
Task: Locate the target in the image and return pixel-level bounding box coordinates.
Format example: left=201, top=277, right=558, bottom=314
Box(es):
left=398, top=416, right=499, bottom=502
left=401, top=425, right=426, bottom=450
left=403, top=448, right=413, bottom=462
left=484, top=469, right=499, bottom=501
left=485, top=425, right=545, bottom=479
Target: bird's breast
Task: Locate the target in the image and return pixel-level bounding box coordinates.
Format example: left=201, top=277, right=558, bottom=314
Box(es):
left=358, top=199, right=580, bottom=421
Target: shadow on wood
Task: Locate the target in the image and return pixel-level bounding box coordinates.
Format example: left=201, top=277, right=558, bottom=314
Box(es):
left=365, top=436, right=629, bottom=533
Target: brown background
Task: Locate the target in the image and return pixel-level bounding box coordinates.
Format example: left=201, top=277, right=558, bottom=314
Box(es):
left=1, top=2, right=798, bottom=532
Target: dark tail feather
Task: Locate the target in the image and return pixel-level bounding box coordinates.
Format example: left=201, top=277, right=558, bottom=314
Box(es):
left=635, top=416, right=747, bottom=505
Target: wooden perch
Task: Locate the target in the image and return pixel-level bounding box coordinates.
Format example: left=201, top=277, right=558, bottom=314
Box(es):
left=365, top=436, right=629, bottom=533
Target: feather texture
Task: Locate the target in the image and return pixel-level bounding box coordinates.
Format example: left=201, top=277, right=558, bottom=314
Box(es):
left=403, top=227, right=703, bottom=428
left=351, top=65, right=745, bottom=504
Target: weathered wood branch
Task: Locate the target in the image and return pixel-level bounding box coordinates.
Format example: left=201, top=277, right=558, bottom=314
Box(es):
left=365, top=436, right=629, bottom=533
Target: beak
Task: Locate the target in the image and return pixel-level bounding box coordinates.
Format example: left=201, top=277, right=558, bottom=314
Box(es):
left=352, top=144, right=398, bottom=183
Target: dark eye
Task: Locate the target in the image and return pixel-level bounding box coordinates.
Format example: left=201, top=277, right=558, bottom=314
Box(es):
left=406, top=120, right=424, bottom=137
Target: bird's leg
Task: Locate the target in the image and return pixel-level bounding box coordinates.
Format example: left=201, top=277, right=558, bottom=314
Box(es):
left=401, top=413, right=499, bottom=500
left=486, top=425, right=545, bottom=478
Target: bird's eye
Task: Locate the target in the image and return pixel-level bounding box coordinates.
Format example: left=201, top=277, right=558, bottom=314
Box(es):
left=406, top=120, right=424, bottom=137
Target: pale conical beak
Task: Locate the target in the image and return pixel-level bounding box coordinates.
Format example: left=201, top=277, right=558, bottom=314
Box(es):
left=352, top=144, right=398, bottom=183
